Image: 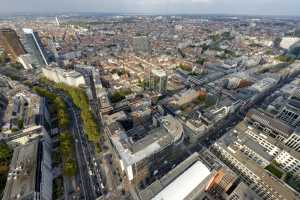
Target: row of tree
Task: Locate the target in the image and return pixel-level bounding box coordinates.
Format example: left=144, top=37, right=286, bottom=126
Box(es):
left=59, top=132, right=77, bottom=176
left=54, top=83, right=100, bottom=144
left=110, top=89, right=132, bottom=103
left=33, top=86, right=77, bottom=176
left=38, top=77, right=100, bottom=145
left=0, top=52, right=9, bottom=65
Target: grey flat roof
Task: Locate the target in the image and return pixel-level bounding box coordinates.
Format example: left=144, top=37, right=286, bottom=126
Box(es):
left=111, top=115, right=183, bottom=166
left=129, top=127, right=169, bottom=153
left=243, top=138, right=273, bottom=161
left=3, top=140, right=40, bottom=200
left=139, top=152, right=212, bottom=200
left=217, top=126, right=300, bottom=200
left=237, top=121, right=300, bottom=160
left=246, top=109, right=294, bottom=137
left=227, top=182, right=261, bottom=200
left=226, top=149, right=299, bottom=200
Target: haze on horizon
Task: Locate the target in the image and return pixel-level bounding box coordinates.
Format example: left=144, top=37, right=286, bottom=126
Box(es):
left=0, top=0, right=300, bottom=16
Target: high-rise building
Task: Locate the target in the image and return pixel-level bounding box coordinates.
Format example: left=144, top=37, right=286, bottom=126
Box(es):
left=106, top=114, right=183, bottom=186
left=0, top=29, right=26, bottom=63
left=22, top=28, right=49, bottom=67
left=133, top=36, right=151, bottom=54
left=149, top=69, right=168, bottom=93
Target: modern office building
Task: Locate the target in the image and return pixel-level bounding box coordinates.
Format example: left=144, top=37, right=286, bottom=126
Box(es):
left=246, top=108, right=295, bottom=142
left=105, top=113, right=183, bottom=186
left=2, top=139, right=52, bottom=200
left=42, top=66, right=86, bottom=87
left=285, top=128, right=300, bottom=151
left=277, top=94, right=300, bottom=128
left=139, top=152, right=260, bottom=200
left=0, top=29, right=26, bottom=63
left=212, top=120, right=300, bottom=200
left=149, top=69, right=168, bottom=93
left=249, top=77, right=278, bottom=93
left=235, top=121, right=300, bottom=174
left=246, top=108, right=300, bottom=153
left=22, top=28, right=49, bottom=67
left=274, top=150, right=300, bottom=174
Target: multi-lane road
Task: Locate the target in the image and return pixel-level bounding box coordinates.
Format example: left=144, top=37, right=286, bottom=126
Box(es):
left=37, top=82, right=104, bottom=200
left=12, top=70, right=106, bottom=199
left=62, top=94, right=104, bottom=200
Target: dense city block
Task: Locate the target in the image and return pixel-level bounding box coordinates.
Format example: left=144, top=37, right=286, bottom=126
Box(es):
left=0, top=11, right=300, bottom=200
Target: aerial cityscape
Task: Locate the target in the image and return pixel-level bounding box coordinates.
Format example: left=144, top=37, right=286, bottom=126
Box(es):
left=0, top=1, right=300, bottom=200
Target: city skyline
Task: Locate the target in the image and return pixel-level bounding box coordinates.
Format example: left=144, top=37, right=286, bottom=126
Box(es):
left=1, top=0, right=300, bottom=16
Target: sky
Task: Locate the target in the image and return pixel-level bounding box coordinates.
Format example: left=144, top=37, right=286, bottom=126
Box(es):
left=0, top=0, right=300, bottom=16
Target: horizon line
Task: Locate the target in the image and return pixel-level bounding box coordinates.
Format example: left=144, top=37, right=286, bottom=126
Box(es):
left=1, top=11, right=300, bottom=18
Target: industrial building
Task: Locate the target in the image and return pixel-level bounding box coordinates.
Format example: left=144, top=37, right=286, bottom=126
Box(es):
left=278, top=93, right=300, bottom=128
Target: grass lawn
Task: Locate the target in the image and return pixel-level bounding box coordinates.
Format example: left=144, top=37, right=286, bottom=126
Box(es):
left=265, top=164, right=283, bottom=179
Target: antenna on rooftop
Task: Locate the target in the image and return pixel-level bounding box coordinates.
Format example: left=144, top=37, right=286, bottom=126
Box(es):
left=55, top=16, right=60, bottom=26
